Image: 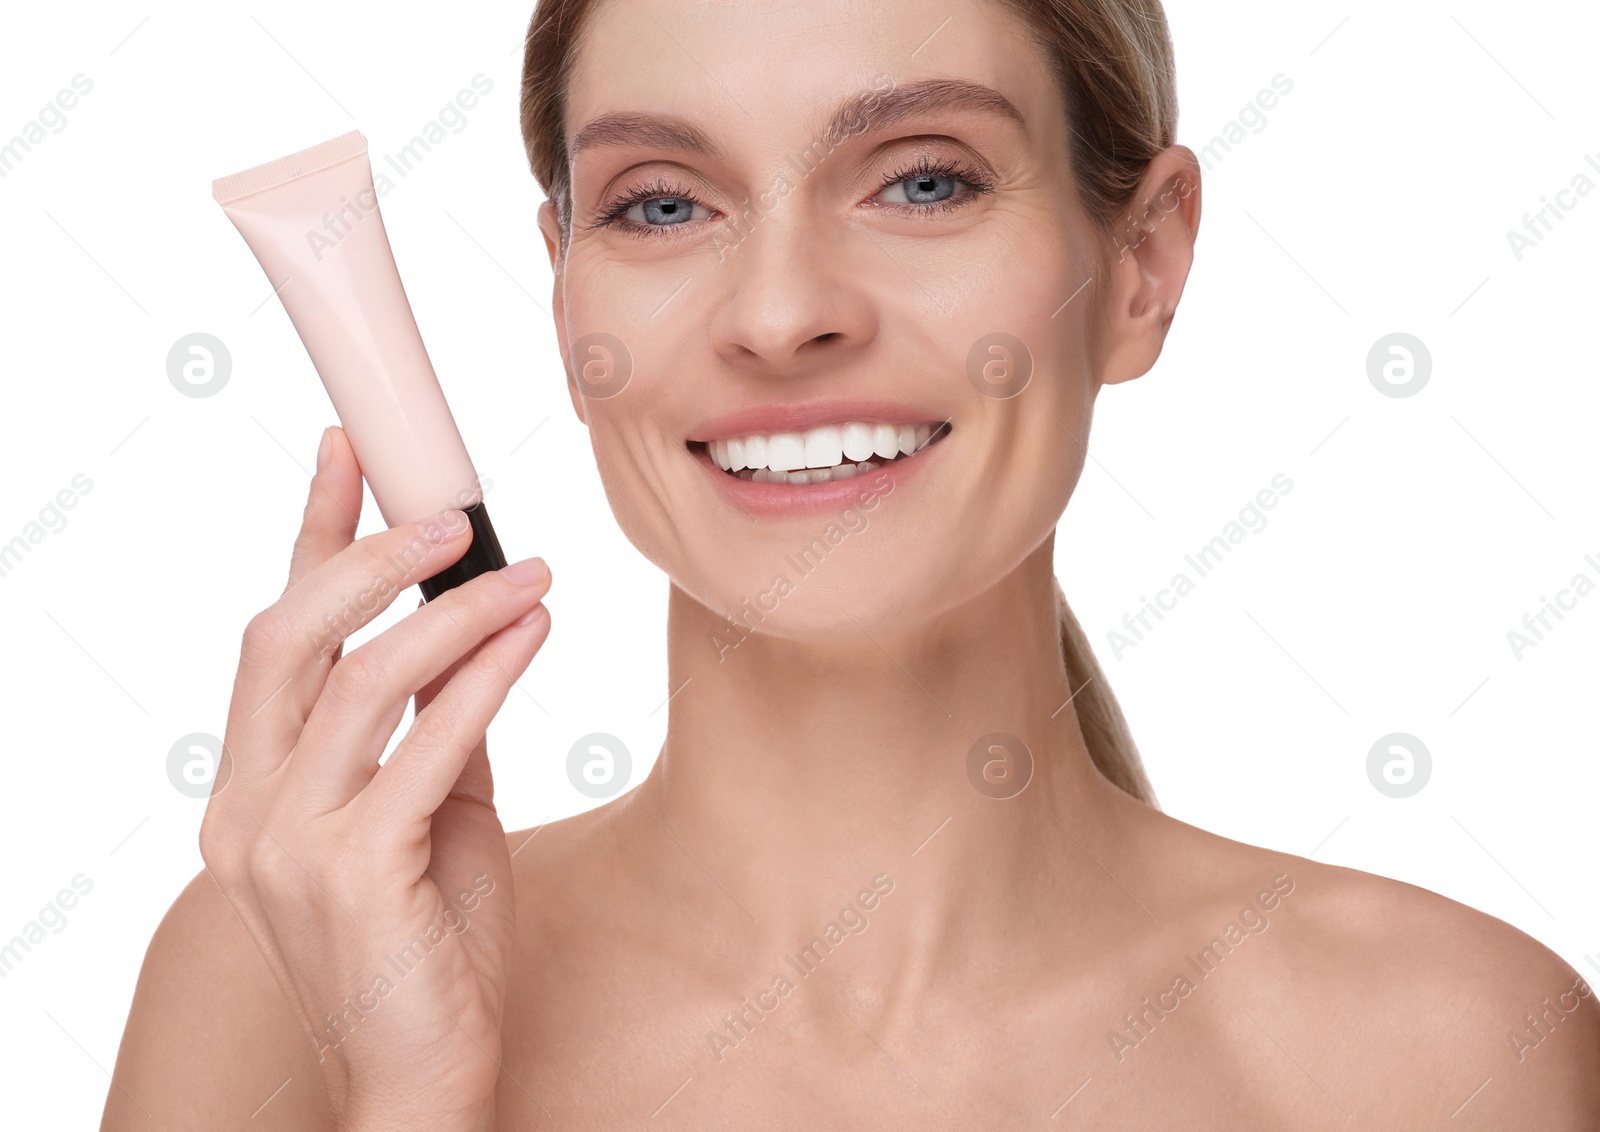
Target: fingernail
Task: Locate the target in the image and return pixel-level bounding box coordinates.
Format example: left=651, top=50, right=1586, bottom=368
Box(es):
left=512, top=602, right=547, bottom=627
left=501, top=556, right=550, bottom=586
left=315, top=427, right=332, bottom=473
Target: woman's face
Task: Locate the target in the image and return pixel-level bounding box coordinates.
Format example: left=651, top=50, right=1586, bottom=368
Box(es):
left=543, top=0, right=1117, bottom=639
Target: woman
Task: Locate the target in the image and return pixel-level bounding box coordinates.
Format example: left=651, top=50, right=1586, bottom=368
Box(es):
left=104, top=0, right=1598, bottom=1127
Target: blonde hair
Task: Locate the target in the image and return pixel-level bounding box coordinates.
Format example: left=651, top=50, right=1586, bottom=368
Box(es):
left=519, top=0, right=1173, bottom=807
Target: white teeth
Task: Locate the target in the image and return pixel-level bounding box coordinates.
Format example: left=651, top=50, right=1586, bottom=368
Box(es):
left=803, top=425, right=842, bottom=470
left=765, top=432, right=806, bottom=473
left=841, top=421, right=876, bottom=462
left=701, top=419, right=948, bottom=479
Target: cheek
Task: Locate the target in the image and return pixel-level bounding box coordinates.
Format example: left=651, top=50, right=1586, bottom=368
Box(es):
left=956, top=235, right=1096, bottom=502
left=947, top=276, right=1096, bottom=580
left=559, top=256, right=673, bottom=367
left=945, top=219, right=1099, bottom=399
left=584, top=405, right=679, bottom=537
left=968, top=399, right=1086, bottom=560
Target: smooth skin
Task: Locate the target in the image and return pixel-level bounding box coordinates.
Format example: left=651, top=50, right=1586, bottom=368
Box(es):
left=105, top=0, right=1599, bottom=1128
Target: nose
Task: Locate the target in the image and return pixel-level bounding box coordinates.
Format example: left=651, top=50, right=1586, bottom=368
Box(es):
left=706, top=205, right=878, bottom=377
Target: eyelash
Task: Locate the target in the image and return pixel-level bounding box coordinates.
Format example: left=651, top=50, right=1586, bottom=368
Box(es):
left=589, top=155, right=996, bottom=239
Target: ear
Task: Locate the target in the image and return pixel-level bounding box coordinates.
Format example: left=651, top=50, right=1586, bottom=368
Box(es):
left=537, top=197, right=562, bottom=273
left=1097, top=145, right=1202, bottom=387
left=537, top=199, right=587, bottom=427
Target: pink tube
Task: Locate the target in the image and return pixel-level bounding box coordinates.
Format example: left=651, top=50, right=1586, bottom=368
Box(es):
left=212, top=130, right=504, bottom=600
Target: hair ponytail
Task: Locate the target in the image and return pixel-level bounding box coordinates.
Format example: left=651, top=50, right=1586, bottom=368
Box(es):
left=1054, top=578, right=1158, bottom=806
left=995, top=0, right=1175, bottom=807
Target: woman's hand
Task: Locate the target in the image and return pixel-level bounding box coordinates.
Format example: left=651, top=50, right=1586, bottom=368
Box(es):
left=199, top=425, right=550, bottom=1131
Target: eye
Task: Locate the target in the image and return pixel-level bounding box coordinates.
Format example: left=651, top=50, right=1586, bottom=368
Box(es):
left=878, top=174, right=959, bottom=206
left=589, top=154, right=995, bottom=240
left=870, top=156, right=994, bottom=214
left=631, top=198, right=700, bottom=225
left=592, top=175, right=715, bottom=239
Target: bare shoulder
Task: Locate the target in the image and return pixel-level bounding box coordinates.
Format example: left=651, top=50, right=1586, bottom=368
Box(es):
left=1283, top=857, right=1599, bottom=1127
left=1146, top=814, right=1600, bottom=1129
left=102, top=868, right=331, bottom=1130
left=109, top=811, right=627, bottom=1131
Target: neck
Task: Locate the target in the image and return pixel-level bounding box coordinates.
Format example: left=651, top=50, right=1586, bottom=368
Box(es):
left=628, top=534, right=1141, bottom=972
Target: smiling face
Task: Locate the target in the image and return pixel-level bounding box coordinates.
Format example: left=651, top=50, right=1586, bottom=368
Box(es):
left=538, top=0, right=1166, bottom=639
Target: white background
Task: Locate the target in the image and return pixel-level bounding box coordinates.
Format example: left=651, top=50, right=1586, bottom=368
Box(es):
left=0, top=0, right=1595, bottom=1122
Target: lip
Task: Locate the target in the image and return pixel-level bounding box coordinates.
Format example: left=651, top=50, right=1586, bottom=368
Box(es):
left=690, top=420, right=950, bottom=518
left=686, top=398, right=950, bottom=443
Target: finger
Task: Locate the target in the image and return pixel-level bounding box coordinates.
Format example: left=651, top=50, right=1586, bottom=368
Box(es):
left=413, top=610, right=493, bottom=819
left=225, top=508, right=477, bottom=777
left=284, top=425, right=362, bottom=598
left=364, top=603, right=550, bottom=830
left=415, top=632, right=501, bottom=817
left=284, top=557, right=552, bottom=812
left=415, top=606, right=469, bottom=717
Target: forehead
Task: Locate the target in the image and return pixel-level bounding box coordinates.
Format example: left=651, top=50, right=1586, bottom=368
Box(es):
left=565, top=0, right=1058, bottom=150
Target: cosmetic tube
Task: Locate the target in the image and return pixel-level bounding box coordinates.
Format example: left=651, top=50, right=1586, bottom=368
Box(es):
left=212, top=130, right=505, bottom=601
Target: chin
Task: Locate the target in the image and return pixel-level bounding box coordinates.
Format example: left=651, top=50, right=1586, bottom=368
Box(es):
left=690, top=543, right=993, bottom=647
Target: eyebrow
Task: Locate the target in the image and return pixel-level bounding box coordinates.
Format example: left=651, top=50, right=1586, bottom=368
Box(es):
left=567, top=78, right=1026, bottom=163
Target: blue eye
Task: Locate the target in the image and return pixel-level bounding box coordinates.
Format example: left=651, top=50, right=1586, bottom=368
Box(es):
left=592, top=175, right=711, bottom=238
left=593, top=156, right=993, bottom=239
left=871, top=158, right=993, bottom=212
left=880, top=173, right=957, bottom=205
left=624, top=195, right=707, bottom=228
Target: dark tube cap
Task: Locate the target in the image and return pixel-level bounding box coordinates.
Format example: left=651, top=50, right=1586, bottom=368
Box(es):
left=418, top=500, right=508, bottom=602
